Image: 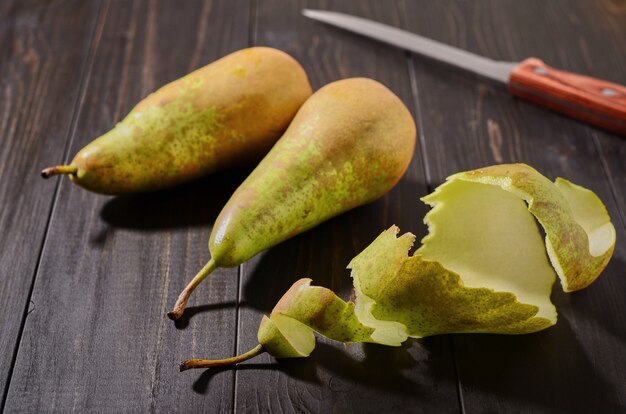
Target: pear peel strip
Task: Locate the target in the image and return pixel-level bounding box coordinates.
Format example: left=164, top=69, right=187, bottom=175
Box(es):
left=258, top=164, right=613, bottom=357
left=181, top=163, right=615, bottom=366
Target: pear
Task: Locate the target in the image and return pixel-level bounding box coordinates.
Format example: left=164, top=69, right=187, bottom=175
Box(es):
left=167, top=77, right=416, bottom=320
left=41, top=47, right=312, bottom=194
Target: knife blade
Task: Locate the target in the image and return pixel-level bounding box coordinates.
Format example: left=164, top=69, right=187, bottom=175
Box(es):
left=303, top=9, right=626, bottom=135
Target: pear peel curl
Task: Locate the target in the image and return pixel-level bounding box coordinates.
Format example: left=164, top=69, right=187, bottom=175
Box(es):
left=180, top=164, right=615, bottom=369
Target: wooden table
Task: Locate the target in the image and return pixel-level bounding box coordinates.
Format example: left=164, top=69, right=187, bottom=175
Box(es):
left=1, top=1, right=625, bottom=412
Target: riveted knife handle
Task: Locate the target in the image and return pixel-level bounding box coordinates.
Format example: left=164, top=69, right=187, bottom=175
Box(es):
left=508, top=58, right=626, bottom=135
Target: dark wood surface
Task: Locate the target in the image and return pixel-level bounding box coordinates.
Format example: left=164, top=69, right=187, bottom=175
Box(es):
left=1, top=1, right=624, bottom=413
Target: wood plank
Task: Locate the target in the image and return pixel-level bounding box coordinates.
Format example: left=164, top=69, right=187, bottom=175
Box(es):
left=594, top=128, right=626, bottom=229
left=399, top=0, right=626, bottom=412
left=0, top=0, right=102, bottom=405
left=3, top=0, right=250, bottom=411
left=581, top=0, right=626, bottom=230
left=233, top=1, right=461, bottom=413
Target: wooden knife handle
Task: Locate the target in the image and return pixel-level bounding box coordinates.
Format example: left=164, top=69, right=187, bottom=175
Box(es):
left=508, top=58, right=626, bottom=135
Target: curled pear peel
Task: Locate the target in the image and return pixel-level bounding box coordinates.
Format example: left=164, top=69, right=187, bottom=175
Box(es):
left=180, top=164, right=615, bottom=368
left=451, top=164, right=615, bottom=291
left=168, top=78, right=416, bottom=320
left=41, top=47, right=312, bottom=194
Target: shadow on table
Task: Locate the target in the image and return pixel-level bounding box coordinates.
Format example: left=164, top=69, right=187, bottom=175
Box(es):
left=452, top=313, right=625, bottom=413
left=191, top=340, right=434, bottom=397
left=173, top=301, right=239, bottom=330
left=98, top=167, right=251, bottom=231
left=562, top=255, right=626, bottom=356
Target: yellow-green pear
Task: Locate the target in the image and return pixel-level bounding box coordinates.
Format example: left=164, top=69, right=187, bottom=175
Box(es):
left=41, top=47, right=312, bottom=194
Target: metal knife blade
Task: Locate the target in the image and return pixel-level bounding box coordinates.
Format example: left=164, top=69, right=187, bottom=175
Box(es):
left=302, top=9, right=516, bottom=84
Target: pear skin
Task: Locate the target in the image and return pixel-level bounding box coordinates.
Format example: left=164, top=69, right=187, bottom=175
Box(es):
left=168, top=77, right=416, bottom=320
left=41, top=47, right=312, bottom=194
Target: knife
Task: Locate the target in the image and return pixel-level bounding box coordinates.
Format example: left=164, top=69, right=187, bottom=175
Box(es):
left=303, top=9, right=626, bottom=136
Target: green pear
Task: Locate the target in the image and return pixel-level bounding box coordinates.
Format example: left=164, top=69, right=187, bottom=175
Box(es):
left=167, top=77, right=416, bottom=320
left=41, top=47, right=312, bottom=194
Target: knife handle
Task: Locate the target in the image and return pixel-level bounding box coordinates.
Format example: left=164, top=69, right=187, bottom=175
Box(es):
left=508, top=58, right=626, bottom=135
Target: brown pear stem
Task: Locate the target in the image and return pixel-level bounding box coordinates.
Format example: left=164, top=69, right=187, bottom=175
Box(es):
left=41, top=165, right=77, bottom=178
left=180, top=344, right=265, bottom=371
left=167, top=258, right=217, bottom=320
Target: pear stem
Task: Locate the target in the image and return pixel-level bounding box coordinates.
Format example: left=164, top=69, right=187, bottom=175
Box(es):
left=41, top=165, right=77, bottom=178
left=167, top=258, right=218, bottom=320
left=179, top=344, right=265, bottom=371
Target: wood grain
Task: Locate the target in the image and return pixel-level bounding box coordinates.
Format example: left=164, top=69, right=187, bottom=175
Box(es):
left=0, top=0, right=624, bottom=412
left=400, top=0, right=626, bottom=412
left=0, top=0, right=102, bottom=406
left=3, top=0, right=250, bottom=412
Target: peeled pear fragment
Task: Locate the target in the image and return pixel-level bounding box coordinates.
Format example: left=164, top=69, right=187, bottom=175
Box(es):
left=180, top=164, right=615, bottom=368
left=168, top=77, right=416, bottom=320
left=41, top=47, right=312, bottom=194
